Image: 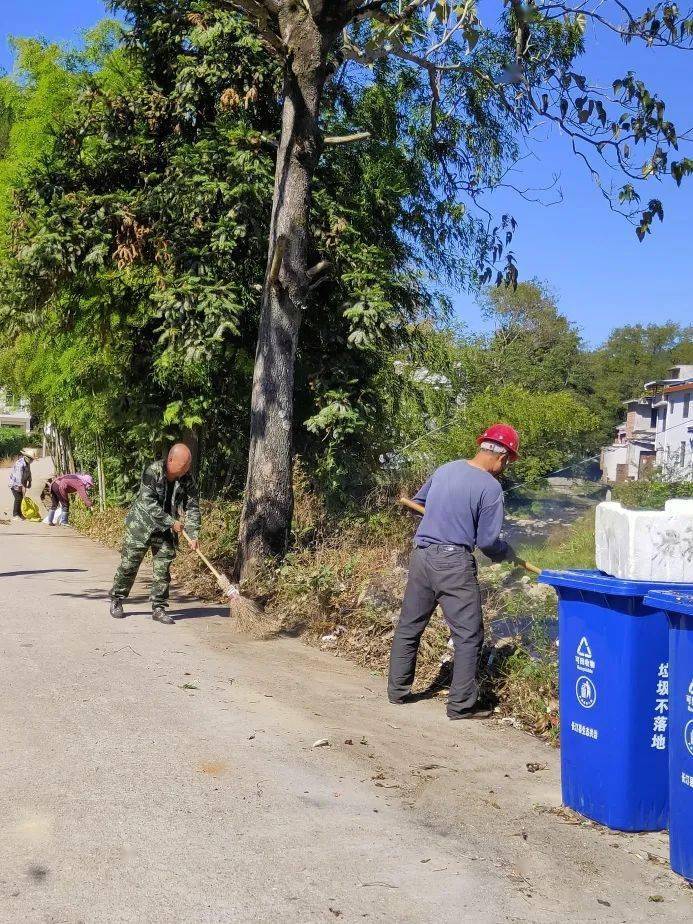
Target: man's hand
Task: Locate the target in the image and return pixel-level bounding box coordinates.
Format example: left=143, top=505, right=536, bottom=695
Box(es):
left=172, top=520, right=184, bottom=535
left=188, top=538, right=199, bottom=551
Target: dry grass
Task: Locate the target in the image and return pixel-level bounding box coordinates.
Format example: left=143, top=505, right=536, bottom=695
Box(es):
left=70, top=501, right=240, bottom=606
left=70, top=480, right=593, bottom=746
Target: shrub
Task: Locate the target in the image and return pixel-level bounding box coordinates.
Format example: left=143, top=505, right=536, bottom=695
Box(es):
left=613, top=473, right=693, bottom=510
left=0, top=427, right=31, bottom=461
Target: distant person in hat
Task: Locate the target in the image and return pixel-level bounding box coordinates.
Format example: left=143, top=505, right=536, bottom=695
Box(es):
left=46, top=473, right=95, bottom=525
left=388, top=424, right=520, bottom=720
left=8, top=447, right=38, bottom=521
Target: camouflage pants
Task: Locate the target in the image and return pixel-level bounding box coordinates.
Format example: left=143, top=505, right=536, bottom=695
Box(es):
left=110, top=529, right=177, bottom=607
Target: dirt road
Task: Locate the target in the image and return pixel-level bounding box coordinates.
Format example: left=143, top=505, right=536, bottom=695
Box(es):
left=0, top=520, right=690, bottom=922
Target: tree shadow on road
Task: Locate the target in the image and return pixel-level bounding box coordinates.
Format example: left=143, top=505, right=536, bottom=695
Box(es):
left=52, top=588, right=114, bottom=600
left=0, top=568, right=86, bottom=577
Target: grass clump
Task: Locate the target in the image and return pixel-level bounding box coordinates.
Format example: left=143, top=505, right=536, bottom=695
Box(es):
left=613, top=476, right=693, bottom=511
left=517, top=509, right=596, bottom=571
left=69, top=476, right=603, bottom=748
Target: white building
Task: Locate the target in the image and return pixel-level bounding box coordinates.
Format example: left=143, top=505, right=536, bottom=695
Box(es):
left=650, top=365, right=693, bottom=477
left=601, top=397, right=657, bottom=483
left=0, top=388, right=31, bottom=433
left=601, top=364, right=693, bottom=483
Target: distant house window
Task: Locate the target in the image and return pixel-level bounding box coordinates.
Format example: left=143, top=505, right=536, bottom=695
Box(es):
left=684, top=392, right=691, bottom=418
left=650, top=408, right=658, bottom=428
left=681, top=441, right=687, bottom=465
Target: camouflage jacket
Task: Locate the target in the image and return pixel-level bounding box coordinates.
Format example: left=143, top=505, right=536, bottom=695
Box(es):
left=125, top=460, right=201, bottom=540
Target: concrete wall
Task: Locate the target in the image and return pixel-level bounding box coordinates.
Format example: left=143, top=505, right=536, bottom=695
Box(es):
left=625, top=402, right=654, bottom=439
left=0, top=412, right=31, bottom=433
left=655, top=386, right=693, bottom=477
left=601, top=444, right=628, bottom=483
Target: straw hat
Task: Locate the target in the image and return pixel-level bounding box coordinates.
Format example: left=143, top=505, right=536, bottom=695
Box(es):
left=21, top=447, right=39, bottom=461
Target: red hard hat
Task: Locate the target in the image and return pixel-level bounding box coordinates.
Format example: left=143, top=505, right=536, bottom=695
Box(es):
left=476, top=423, right=520, bottom=460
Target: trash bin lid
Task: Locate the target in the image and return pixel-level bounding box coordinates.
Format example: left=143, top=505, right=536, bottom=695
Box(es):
left=644, top=589, right=693, bottom=616
left=538, top=569, right=693, bottom=597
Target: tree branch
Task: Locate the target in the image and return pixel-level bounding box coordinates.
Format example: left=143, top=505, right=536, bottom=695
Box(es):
left=268, top=235, right=287, bottom=286
left=306, top=259, right=331, bottom=279
left=540, top=2, right=693, bottom=50
left=349, top=0, right=429, bottom=24
left=323, top=131, right=371, bottom=144
left=216, top=0, right=285, bottom=55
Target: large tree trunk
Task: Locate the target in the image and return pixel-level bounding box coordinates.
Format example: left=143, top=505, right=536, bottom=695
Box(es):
left=236, top=9, right=339, bottom=579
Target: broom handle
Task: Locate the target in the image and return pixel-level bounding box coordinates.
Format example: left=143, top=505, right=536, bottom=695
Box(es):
left=399, top=495, right=425, bottom=515
left=182, top=530, right=225, bottom=583
left=397, top=496, right=541, bottom=576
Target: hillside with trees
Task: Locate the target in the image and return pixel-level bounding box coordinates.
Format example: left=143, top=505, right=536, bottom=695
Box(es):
left=0, top=2, right=691, bottom=572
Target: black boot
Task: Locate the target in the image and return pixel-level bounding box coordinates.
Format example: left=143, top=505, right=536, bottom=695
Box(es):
left=110, top=599, right=125, bottom=619
left=448, top=705, right=493, bottom=721
left=152, top=605, right=174, bottom=625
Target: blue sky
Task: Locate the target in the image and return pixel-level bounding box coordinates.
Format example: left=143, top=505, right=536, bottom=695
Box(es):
left=2, top=1, right=691, bottom=346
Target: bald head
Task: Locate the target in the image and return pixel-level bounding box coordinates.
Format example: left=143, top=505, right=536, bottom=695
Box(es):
left=166, top=443, right=192, bottom=481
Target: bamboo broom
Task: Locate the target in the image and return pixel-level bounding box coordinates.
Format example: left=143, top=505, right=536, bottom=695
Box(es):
left=182, top=531, right=276, bottom=634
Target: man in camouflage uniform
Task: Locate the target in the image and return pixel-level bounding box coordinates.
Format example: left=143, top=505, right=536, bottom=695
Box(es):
left=109, top=443, right=201, bottom=625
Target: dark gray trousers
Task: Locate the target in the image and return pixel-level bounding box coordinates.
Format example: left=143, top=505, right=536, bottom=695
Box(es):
left=388, top=544, right=483, bottom=717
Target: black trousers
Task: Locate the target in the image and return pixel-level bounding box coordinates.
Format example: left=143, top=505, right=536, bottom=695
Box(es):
left=388, top=544, right=483, bottom=717
left=11, top=488, right=24, bottom=518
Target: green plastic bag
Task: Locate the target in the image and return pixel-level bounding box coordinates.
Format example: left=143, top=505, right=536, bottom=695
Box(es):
left=21, top=496, right=42, bottom=522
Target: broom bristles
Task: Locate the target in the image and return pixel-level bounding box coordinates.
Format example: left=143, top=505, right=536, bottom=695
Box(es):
left=215, top=573, right=278, bottom=637
left=229, top=594, right=279, bottom=638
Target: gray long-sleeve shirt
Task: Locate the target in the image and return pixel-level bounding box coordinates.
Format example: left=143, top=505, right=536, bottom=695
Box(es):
left=412, top=460, right=509, bottom=560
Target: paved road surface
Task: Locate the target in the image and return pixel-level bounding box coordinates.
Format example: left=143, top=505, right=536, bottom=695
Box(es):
left=0, top=520, right=691, bottom=922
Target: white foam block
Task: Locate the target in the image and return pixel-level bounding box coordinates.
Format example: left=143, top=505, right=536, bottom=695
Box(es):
left=595, top=500, right=693, bottom=583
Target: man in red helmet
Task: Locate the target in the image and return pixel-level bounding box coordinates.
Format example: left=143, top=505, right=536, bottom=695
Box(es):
left=388, top=424, right=519, bottom=720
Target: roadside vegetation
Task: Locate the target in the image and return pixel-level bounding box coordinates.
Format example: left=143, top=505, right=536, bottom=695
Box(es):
left=70, top=484, right=601, bottom=746
left=0, top=426, right=30, bottom=463
left=3, top=4, right=693, bottom=744
left=613, top=471, right=693, bottom=510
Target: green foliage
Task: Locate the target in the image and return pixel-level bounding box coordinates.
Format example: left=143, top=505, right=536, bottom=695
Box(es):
left=0, top=427, right=29, bottom=460
left=480, top=281, right=589, bottom=394
left=1, top=8, right=452, bottom=497
left=0, top=39, right=77, bottom=230
left=430, top=386, right=599, bottom=485
left=613, top=472, right=693, bottom=510
left=519, top=510, right=596, bottom=571
left=384, top=317, right=600, bottom=490
left=1, top=2, right=689, bottom=520
left=0, top=25, right=124, bottom=233
left=586, top=322, right=693, bottom=437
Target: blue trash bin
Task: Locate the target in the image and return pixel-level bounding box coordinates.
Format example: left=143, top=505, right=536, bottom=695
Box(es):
left=539, top=569, right=691, bottom=831
left=644, top=590, right=693, bottom=881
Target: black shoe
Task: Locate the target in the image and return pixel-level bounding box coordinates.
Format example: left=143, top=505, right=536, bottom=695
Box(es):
left=389, top=693, right=416, bottom=705
left=110, top=599, right=125, bottom=619
left=152, top=606, right=174, bottom=625
left=448, top=705, right=493, bottom=720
